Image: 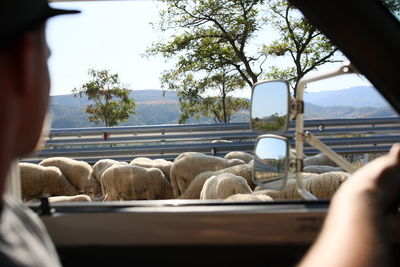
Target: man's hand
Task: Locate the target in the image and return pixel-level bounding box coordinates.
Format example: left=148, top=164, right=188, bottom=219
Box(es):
left=299, top=143, right=400, bottom=267
left=334, top=143, right=400, bottom=215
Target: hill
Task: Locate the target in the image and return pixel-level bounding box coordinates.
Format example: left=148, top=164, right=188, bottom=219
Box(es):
left=50, top=90, right=180, bottom=128
left=49, top=90, right=249, bottom=127
left=304, top=103, right=397, bottom=120
left=303, top=86, right=388, bottom=108
left=49, top=88, right=398, bottom=128
left=51, top=89, right=178, bottom=107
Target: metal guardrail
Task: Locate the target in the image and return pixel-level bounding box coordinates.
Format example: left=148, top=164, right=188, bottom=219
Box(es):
left=22, top=117, right=400, bottom=164
left=48, top=122, right=251, bottom=137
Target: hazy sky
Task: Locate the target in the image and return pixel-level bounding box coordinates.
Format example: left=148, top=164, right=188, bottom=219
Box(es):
left=47, top=1, right=372, bottom=98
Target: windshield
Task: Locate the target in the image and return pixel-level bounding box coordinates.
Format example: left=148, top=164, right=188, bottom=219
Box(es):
left=19, top=0, right=399, bottom=204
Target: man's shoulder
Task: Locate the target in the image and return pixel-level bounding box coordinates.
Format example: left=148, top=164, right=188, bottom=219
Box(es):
left=0, top=195, right=62, bottom=267
left=3, top=195, right=45, bottom=233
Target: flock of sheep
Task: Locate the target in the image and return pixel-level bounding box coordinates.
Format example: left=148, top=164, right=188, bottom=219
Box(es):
left=19, top=151, right=350, bottom=203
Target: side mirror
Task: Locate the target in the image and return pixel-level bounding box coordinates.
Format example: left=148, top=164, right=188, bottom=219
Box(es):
left=253, top=135, right=291, bottom=190
left=250, top=80, right=290, bottom=133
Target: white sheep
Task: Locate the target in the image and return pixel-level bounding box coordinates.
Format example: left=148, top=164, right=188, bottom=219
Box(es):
left=92, top=159, right=128, bottom=195
left=303, top=165, right=343, bottom=174
left=101, top=164, right=174, bottom=201
left=253, top=172, right=318, bottom=192
left=304, top=153, right=338, bottom=167
left=20, top=163, right=79, bottom=200
left=39, top=157, right=102, bottom=197
left=178, top=162, right=255, bottom=199
left=254, top=171, right=350, bottom=200
left=224, top=193, right=273, bottom=202
left=130, top=157, right=173, bottom=182
left=224, top=151, right=253, bottom=163
left=170, top=152, right=245, bottom=198
left=200, top=173, right=252, bottom=200
left=92, top=159, right=122, bottom=184
left=48, top=194, right=91, bottom=203
left=178, top=171, right=214, bottom=199
left=173, top=152, right=203, bottom=163
left=92, top=159, right=128, bottom=184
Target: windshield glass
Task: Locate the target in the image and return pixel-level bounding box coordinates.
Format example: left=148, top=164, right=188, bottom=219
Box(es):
left=19, top=0, right=399, bottom=204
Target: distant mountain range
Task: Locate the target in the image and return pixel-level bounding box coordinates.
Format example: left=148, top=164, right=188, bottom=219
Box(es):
left=304, top=103, right=396, bottom=120
left=303, top=86, right=388, bottom=108
left=49, top=87, right=398, bottom=128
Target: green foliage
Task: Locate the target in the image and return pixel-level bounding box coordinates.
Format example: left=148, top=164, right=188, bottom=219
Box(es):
left=252, top=112, right=286, bottom=131
left=146, top=0, right=267, bottom=123
left=179, top=95, right=250, bottom=124
left=72, top=69, right=136, bottom=127
left=163, top=67, right=250, bottom=123
left=146, top=0, right=267, bottom=87
left=48, top=89, right=398, bottom=128
left=262, top=0, right=340, bottom=93
left=147, top=0, right=341, bottom=119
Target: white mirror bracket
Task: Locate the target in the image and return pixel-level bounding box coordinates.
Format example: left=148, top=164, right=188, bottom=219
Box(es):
left=304, top=132, right=356, bottom=173
left=294, top=62, right=359, bottom=200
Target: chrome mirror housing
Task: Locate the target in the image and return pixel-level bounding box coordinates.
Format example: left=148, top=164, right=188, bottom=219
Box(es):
left=250, top=80, right=290, bottom=134
left=253, top=134, right=292, bottom=190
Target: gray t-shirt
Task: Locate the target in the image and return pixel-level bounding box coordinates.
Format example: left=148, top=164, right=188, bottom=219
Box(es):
left=0, top=195, right=62, bottom=267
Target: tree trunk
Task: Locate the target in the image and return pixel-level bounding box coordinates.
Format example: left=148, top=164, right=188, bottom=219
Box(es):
left=222, top=81, right=227, bottom=123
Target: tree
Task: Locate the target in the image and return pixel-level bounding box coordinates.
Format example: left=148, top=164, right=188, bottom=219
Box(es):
left=147, top=0, right=341, bottom=121
left=163, top=66, right=250, bottom=123
left=146, top=0, right=266, bottom=123
left=263, top=0, right=340, bottom=94
left=147, top=0, right=267, bottom=87
left=73, top=69, right=136, bottom=127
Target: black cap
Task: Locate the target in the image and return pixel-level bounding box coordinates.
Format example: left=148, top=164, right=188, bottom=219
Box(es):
left=1, top=0, right=80, bottom=44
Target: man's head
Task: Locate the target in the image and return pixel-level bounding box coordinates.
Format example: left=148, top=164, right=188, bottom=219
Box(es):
left=0, top=1, right=79, bottom=160
left=1, top=0, right=79, bottom=49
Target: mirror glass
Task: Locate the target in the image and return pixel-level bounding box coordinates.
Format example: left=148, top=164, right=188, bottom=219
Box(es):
left=251, top=81, right=290, bottom=133
left=253, top=136, right=289, bottom=190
